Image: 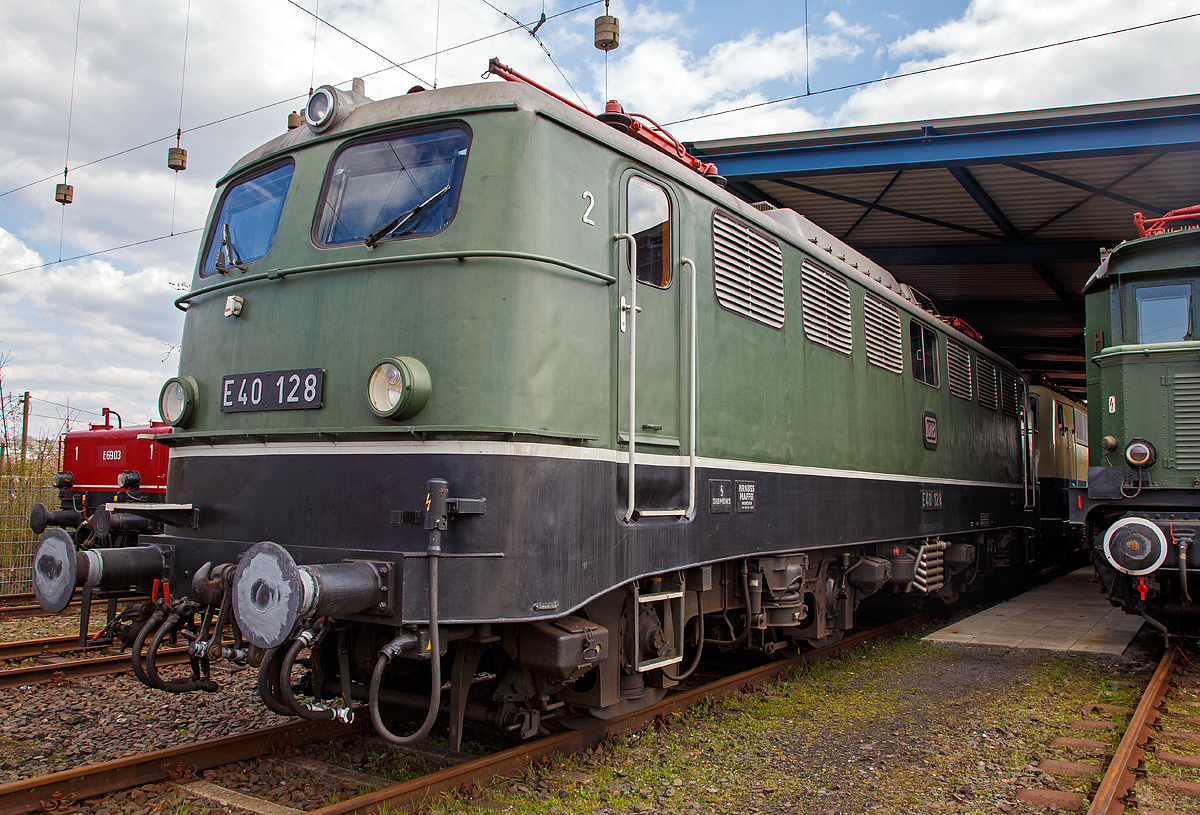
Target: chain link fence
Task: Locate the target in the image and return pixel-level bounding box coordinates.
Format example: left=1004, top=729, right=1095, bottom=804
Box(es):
left=0, top=473, right=57, bottom=595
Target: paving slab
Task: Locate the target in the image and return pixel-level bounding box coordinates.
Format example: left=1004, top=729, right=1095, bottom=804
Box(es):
left=923, top=567, right=1143, bottom=654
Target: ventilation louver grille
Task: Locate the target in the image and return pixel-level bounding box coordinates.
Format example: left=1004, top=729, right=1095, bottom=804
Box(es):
left=863, top=294, right=903, bottom=373
left=712, top=212, right=785, bottom=329
left=946, top=340, right=973, bottom=400
left=977, top=357, right=998, bottom=411
left=999, top=368, right=1018, bottom=417
left=800, top=261, right=853, bottom=355
left=1173, top=372, right=1200, bottom=468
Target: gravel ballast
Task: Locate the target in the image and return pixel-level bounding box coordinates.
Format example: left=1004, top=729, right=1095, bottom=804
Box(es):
left=432, top=625, right=1169, bottom=815
left=0, top=606, right=1186, bottom=814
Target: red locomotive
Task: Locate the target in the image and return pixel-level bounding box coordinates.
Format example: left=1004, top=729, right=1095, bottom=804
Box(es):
left=30, top=408, right=172, bottom=548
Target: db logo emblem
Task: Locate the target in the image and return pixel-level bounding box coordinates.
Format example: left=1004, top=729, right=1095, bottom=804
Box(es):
left=1108, top=396, right=1116, bottom=414
left=922, top=411, right=938, bottom=450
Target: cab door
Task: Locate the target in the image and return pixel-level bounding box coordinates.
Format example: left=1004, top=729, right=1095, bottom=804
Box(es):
left=617, top=173, right=685, bottom=520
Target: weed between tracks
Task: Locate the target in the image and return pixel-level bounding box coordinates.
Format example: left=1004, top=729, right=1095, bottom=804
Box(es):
left=425, top=628, right=1157, bottom=815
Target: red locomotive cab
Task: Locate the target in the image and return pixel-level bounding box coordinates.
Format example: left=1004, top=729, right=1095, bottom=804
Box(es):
left=60, top=420, right=172, bottom=498
left=32, top=410, right=172, bottom=547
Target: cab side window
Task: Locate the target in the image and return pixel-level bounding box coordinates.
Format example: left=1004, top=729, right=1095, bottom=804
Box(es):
left=627, top=177, right=671, bottom=288
left=910, top=321, right=940, bottom=387
left=1136, top=283, right=1191, bottom=343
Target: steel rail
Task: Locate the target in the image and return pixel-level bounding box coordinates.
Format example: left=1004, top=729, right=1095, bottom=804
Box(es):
left=0, top=602, right=74, bottom=622
left=0, top=718, right=361, bottom=815
left=0, top=646, right=191, bottom=689
left=0, top=593, right=148, bottom=622
left=0, top=614, right=925, bottom=815
left=0, top=635, right=93, bottom=661
left=1086, top=646, right=1177, bottom=815
left=311, top=613, right=929, bottom=815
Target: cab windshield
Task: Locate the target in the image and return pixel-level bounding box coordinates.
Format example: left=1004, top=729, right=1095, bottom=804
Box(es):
left=199, top=162, right=295, bottom=277
left=315, top=126, right=470, bottom=246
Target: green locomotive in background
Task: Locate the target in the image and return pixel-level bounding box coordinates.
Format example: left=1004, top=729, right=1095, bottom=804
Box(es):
left=33, top=65, right=1041, bottom=745
left=1074, top=209, right=1200, bottom=635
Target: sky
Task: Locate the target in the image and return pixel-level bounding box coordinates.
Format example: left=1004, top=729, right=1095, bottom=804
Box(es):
left=1, top=0, right=1198, bottom=439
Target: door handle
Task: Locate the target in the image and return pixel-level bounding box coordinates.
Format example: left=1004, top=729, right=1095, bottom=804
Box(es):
left=619, top=295, right=641, bottom=333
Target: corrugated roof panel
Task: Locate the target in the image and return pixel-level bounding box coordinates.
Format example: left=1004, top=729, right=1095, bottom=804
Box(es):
left=871, top=169, right=1003, bottom=233
left=886, top=263, right=1061, bottom=300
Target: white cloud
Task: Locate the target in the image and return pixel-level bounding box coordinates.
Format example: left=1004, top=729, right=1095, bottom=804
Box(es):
left=627, top=4, right=687, bottom=37
left=604, top=21, right=868, bottom=138
left=825, top=11, right=873, bottom=39
left=4, top=0, right=1200, bottom=439
left=0, top=228, right=185, bottom=437
left=832, top=0, right=1200, bottom=126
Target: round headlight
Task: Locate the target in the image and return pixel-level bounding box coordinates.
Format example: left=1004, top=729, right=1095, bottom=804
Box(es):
left=367, top=357, right=431, bottom=420
left=159, top=376, right=198, bottom=427
left=1124, top=438, right=1157, bottom=469
left=304, top=86, right=337, bottom=132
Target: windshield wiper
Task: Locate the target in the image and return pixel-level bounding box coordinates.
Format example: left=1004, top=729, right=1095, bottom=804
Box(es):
left=363, top=184, right=452, bottom=249
left=214, top=223, right=248, bottom=273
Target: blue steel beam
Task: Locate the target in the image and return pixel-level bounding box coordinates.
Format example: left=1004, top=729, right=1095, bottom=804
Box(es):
left=694, top=112, right=1200, bottom=180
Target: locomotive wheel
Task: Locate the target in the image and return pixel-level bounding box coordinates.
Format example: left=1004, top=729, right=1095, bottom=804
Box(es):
left=580, top=687, right=668, bottom=721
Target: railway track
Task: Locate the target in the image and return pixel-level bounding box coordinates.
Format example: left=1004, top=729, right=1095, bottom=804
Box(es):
left=0, top=633, right=199, bottom=689
left=1014, top=644, right=1200, bottom=814
left=1083, top=645, right=1200, bottom=815
left=0, top=613, right=929, bottom=815
left=0, top=644, right=191, bottom=690
left=0, top=592, right=147, bottom=622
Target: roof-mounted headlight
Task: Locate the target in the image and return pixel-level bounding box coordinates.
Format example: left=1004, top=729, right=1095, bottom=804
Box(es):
left=367, top=357, right=431, bottom=420
left=159, top=376, right=198, bottom=427
left=305, top=85, right=340, bottom=133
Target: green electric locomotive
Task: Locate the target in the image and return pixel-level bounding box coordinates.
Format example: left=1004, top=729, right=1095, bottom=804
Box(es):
left=32, top=64, right=1038, bottom=745
left=1073, top=208, right=1200, bottom=635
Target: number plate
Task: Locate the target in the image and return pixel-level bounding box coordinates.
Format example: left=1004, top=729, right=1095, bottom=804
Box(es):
left=221, top=369, right=324, bottom=413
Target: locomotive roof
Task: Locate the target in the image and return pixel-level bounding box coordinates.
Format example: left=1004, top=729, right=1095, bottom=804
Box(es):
left=223, top=80, right=1018, bottom=375
left=1084, top=225, right=1200, bottom=294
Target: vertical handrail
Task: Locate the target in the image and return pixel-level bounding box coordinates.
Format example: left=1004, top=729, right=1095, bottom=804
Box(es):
left=683, top=258, right=698, bottom=520
left=614, top=233, right=638, bottom=522
left=1022, top=384, right=1036, bottom=510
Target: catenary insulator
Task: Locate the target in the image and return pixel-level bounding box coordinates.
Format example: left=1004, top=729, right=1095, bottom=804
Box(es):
left=595, top=15, right=619, bottom=51
left=55, top=184, right=73, bottom=205
left=167, top=147, right=187, bottom=172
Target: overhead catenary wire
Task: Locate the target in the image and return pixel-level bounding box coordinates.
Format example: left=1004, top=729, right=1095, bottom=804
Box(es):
left=0, top=1, right=603, bottom=203
left=2, top=3, right=1188, bottom=286
left=32, top=398, right=101, bottom=417
left=477, top=0, right=587, bottom=109
left=170, top=0, right=193, bottom=235
left=666, top=11, right=1200, bottom=126
left=281, top=0, right=432, bottom=88
left=59, top=0, right=84, bottom=262
left=433, top=0, right=441, bottom=89
left=0, top=228, right=202, bottom=279
left=309, top=0, right=320, bottom=96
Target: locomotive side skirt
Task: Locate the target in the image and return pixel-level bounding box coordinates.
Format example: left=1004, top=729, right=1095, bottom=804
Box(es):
left=149, top=443, right=1026, bottom=624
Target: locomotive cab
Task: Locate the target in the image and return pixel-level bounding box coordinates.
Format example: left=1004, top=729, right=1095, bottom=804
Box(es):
left=1072, top=218, right=1200, bottom=631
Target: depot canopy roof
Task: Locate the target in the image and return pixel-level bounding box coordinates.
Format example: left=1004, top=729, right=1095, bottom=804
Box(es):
left=689, top=94, right=1200, bottom=399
